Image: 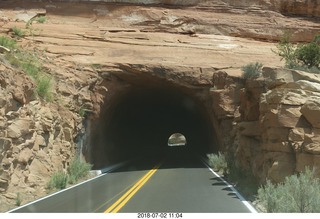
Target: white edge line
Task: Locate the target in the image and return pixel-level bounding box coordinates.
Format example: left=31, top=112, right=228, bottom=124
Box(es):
left=200, top=156, right=258, bottom=213
left=6, top=160, right=130, bottom=213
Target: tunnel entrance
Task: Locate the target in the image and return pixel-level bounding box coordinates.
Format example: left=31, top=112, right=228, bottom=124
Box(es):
left=88, top=82, right=218, bottom=169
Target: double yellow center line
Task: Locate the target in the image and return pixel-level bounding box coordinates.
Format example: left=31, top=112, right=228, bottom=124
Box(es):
left=104, top=162, right=162, bottom=213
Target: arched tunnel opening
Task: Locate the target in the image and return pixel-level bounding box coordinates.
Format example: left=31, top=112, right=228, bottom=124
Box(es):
left=87, top=83, right=218, bottom=170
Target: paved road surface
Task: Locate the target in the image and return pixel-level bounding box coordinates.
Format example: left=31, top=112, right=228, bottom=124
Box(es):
left=10, top=148, right=256, bottom=213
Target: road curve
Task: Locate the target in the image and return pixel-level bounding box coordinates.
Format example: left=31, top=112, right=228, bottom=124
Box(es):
left=9, top=148, right=256, bottom=213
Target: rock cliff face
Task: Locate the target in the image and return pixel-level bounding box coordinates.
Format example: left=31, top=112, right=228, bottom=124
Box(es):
left=1, top=0, right=320, bottom=212
left=215, top=68, right=320, bottom=183
left=0, top=63, right=85, bottom=210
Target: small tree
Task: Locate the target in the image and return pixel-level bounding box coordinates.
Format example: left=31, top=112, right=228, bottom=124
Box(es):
left=295, top=41, right=320, bottom=69
left=274, top=32, right=320, bottom=72
left=274, top=31, right=298, bottom=68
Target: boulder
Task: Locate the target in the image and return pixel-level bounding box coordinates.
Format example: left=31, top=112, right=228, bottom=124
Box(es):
left=288, top=128, right=305, bottom=142
left=300, top=96, right=320, bottom=128
left=296, top=80, right=320, bottom=93
left=7, top=119, right=34, bottom=139
left=278, top=105, right=302, bottom=128
left=18, top=148, right=33, bottom=164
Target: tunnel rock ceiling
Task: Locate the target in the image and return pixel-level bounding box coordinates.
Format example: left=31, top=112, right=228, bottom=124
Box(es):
left=85, top=64, right=225, bottom=169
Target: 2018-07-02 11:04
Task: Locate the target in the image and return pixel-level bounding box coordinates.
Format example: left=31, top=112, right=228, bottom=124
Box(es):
left=137, top=213, right=183, bottom=218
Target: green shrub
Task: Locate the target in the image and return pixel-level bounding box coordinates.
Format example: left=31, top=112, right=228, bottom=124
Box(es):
left=35, top=16, right=46, bottom=24
left=12, top=26, right=25, bottom=38
left=48, top=171, right=68, bottom=190
left=0, top=36, right=17, bottom=50
left=36, top=74, right=53, bottom=101
left=21, top=60, right=41, bottom=78
left=258, top=167, right=320, bottom=212
left=241, top=62, right=263, bottom=79
left=274, top=31, right=298, bottom=68
left=295, top=42, right=320, bottom=69
left=67, top=158, right=92, bottom=184
left=207, top=152, right=228, bottom=174
left=274, top=32, right=320, bottom=73
left=16, top=192, right=22, bottom=206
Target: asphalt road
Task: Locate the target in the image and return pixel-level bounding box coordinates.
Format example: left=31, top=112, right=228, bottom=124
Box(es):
left=10, top=148, right=256, bottom=213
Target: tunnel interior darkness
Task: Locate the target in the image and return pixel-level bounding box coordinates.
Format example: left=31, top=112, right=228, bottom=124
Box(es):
left=89, top=85, right=217, bottom=169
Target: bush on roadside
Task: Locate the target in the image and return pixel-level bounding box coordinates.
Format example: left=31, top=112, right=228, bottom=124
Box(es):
left=207, top=152, right=228, bottom=174
left=241, top=62, right=263, bottom=79
left=67, top=158, right=92, bottom=185
left=47, top=171, right=68, bottom=190
left=257, top=167, right=320, bottom=212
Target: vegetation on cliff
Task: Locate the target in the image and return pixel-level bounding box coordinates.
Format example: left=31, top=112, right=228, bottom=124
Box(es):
left=0, top=36, right=53, bottom=101
left=275, top=33, right=320, bottom=73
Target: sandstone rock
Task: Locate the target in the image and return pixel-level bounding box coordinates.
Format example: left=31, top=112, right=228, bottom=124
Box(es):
left=262, top=67, right=295, bottom=88
left=278, top=105, right=302, bottom=128
left=33, top=134, right=47, bottom=151
left=213, top=71, right=230, bottom=89
left=211, top=90, right=235, bottom=119
left=264, top=89, right=307, bottom=106
left=57, top=81, right=77, bottom=96
left=296, top=80, right=320, bottom=93
left=282, top=90, right=308, bottom=106
left=261, top=142, right=292, bottom=153
left=296, top=153, right=320, bottom=177
left=304, top=143, right=320, bottom=155
left=238, top=121, right=261, bottom=136
left=0, top=170, right=10, bottom=191
left=291, top=141, right=304, bottom=152
left=7, top=118, right=34, bottom=139
left=263, top=127, right=289, bottom=142
left=267, top=153, right=295, bottom=183
left=260, top=108, right=279, bottom=127
left=18, top=148, right=33, bottom=164
left=78, top=86, right=92, bottom=102
left=291, top=70, right=320, bottom=84
left=239, top=88, right=261, bottom=121
left=300, top=96, right=320, bottom=128
left=63, top=127, right=73, bottom=142
left=0, top=138, right=11, bottom=153
left=39, top=107, right=53, bottom=121
left=27, top=158, right=51, bottom=187
left=302, top=129, right=320, bottom=155
left=278, top=0, right=320, bottom=18
left=288, top=128, right=305, bottom=142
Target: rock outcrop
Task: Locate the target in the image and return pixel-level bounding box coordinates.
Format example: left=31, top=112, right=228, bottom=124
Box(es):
left=0, top=63, right=86, bottom=210
left=226, top=68, right=320, bottom=183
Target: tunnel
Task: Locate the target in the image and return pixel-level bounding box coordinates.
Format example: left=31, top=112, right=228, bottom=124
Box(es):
left=87, top=82, right=218, bottom=169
